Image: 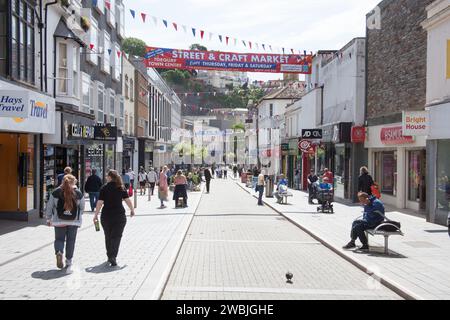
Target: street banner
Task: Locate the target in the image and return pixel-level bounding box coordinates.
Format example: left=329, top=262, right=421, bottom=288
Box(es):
left=145, top=47, right=312, bottom=74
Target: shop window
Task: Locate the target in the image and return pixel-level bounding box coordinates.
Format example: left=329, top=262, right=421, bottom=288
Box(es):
left=374, top=151, right=397, bottom=196
left=10, top=0, right=34, bottom=84
left=27, top=134, right=34, bottom=211
left=437, top=140, right=450, bottom=212
left=408, top=150, right=426, bottom=204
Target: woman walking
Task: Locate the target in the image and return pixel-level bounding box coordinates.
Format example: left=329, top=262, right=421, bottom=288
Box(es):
left=46, top=174, right=84, bottom=269
left=94, top=170, right=135, bottom=267
left=358, top=166, right=374, bottom=195
left=173, top=170, right=188, bottom=208
left=158, top=166, right=169, bottom=209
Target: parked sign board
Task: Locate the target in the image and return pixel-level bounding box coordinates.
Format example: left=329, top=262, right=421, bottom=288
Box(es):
left=402, top=111, right=429, bottom=136
left=145, top=47, right=312, bottom=74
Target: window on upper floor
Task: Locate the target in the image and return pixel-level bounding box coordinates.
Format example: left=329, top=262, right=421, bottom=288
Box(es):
left=109, top=89, right=115, bottom=124
left=130, top=78, right=134, bottom=101
left=101, top=31, right=110, bottom=74
left=124, top=75, right=129, bottom=99
left=106, top=0, right=115, bottom=28
left=94, top=0, right=104, bottom=14
left=86, top=15, right=98, bottom=65
left=97, top=82, right=105, bottom=122
left=112, top=42, right=121, bottom=82
left=118, top=95, right=124, bottom=130
left=57, top=40, right=79, bottom=98
left=58, top=42, right=68, bottom=94
left=0, top=0, right=8, bottom=77
left=81, top=73, right=92, bottom=114
left=116, top=1, right=125, bottom=39
left=9, top=0, right=35, bottom=85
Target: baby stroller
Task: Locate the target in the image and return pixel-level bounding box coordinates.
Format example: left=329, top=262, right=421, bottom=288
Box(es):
left=315, top=182, right=334, bottom=214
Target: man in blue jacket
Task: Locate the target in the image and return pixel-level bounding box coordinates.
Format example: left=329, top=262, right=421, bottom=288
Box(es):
left=343, top=192, right=385, bottom=251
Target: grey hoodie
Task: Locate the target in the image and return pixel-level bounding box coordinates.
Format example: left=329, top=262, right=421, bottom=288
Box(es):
left=45, top=187, right=85, bottom=227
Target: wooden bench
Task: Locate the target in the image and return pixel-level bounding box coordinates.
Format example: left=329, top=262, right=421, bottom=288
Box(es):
left=365, top=223, right=404, bottom=255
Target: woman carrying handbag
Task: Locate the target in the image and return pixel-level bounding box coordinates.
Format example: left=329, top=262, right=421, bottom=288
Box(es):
left=158, top=166, right=169, bottom=209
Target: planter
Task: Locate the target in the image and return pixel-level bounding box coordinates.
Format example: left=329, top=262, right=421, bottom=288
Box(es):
left=80, top=16, right=91, bottom=32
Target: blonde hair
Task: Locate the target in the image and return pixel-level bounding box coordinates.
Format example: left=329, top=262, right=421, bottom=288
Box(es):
left=61, top=174, right=77, bottom=212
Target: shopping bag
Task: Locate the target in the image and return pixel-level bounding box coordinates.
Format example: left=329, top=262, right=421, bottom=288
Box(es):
left=128, top=185, right=133, bottom=197
left=371, top=183, right=381, bottom=199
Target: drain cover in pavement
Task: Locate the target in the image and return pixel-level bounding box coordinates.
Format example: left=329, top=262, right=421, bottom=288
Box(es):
left=403, top=241, right=439, bottom=248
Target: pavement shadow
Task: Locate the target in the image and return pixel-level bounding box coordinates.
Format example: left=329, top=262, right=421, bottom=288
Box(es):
left=85, top=262, right=127, bottom=274
left=31, top=269, right=72, bottom=280
left=352, top=247, right=407, bottom=259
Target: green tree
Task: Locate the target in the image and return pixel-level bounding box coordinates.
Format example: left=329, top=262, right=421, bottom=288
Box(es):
left=122, top=37, right=148, bottom=57
left=161, top=70, right=191, bottom=86
left=190, top=43, right=208, bottom=51
left=232, top=123, right=245, bottom=131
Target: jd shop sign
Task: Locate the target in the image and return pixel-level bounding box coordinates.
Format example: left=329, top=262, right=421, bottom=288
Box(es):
left=301, top=129, right=322, bottom=140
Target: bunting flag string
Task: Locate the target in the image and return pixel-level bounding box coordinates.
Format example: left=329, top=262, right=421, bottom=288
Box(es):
left=122, top=2, right=313, bottom=56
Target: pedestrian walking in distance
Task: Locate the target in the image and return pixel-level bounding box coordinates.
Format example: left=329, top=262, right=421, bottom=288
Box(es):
left=147, top=167, right=158, bottom=196
left=256, top=170, right=265, bottom=206
left=46, top=174, right=84, bottom=269
left=126, top=168, right=135, bottom=189
left=121, top=169, right=131, bottom=191
left=204, top=167, right=212, bottom=193
left=84, top=169, right=103, bottom=212
left=358, top=166, right=374, bottom=195
left=307, top=169, right=319, bottom=204
left=138, top=167, right=147, bottom=196
left=158, top=166, right=169, bottom=209
left=93, top=170, right=135, bottom=267
left=173, top=170, right=188, bottom=207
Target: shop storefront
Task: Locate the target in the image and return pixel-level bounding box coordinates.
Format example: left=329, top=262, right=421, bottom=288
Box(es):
left=366, top=124, right=427, bottom=212
left=122, top=137, right=136, bottom=172
left=138, top=139, right=154, bottom=170
left=43, top=111, right=96, bottom=201
left=427, top=103, right=450, bottom=225
left=0, top=86, right=55, bottom=220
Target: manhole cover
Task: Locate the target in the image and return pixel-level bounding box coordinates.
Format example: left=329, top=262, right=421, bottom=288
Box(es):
left=403, top=241, right=439, bottom=248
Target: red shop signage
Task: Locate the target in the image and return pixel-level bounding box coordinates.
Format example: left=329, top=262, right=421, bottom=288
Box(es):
left=380, top=126, right=414, bottom=145
left=351, top=126, right=366, bottom=143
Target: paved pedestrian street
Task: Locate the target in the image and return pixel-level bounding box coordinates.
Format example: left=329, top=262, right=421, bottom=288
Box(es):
left=161, top=179, right=400, bottom=300
left=0, top=188, right=203, bottom=300
left=0, top=180, right=402, bottom=300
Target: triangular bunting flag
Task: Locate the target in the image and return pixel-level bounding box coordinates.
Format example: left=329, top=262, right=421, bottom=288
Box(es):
left=182, top=25, right=187, bottom=33
left=255, top=43, right=259, bottom=50
left=105, top=1, right=111, bottom=10
left=117, top=51, right=121, bottom=58
left=242, top=40, right=246, bottom=47
left=218, top=35, right=223, bottom=43
left=269, top=45, right=272, bottom=51
left=163, top=20, right=168, bottom=28
left=141, top=13, right=146, bottom=23
left=89, top=43, right=94, bottom=50
left=129, top=9, right=135, bottom=19
left=282, top=48, right=285, bottom=54
left=291, top=49, right=294, bottom=54
left=173, top=22, right=178, bottom=31
left=152, top=16, right=158, bottom=26
left=200, top=30, right=205, bottom=39
left=226, top=36, right=229, bottom=45
left=262, top=44, right=265, bottom=51
left=192, top=28, right=196, bottom=37
left=234, top=38, right=237, bottom=46
left=108, top=49, right=112, bottom=55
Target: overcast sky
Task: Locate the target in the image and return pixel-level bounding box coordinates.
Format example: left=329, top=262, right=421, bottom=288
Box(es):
left=124, top=0, right=381, bottom=81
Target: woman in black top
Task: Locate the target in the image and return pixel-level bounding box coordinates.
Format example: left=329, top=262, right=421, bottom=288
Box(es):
left=358, top=166, right=374, bottom=195
left=94, top=170, right=135, bottom=266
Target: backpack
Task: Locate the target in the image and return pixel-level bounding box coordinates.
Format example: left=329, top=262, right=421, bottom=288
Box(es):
left=53, top=189, right=82, bottom=221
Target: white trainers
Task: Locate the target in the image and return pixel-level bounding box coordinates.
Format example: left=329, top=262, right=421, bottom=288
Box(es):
left=65, top=259, right=72, bottom=267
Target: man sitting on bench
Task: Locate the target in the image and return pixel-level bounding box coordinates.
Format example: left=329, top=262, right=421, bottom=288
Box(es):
left=274, top=175, right=289, bottom=204
left=343, top=192, right=385, bottom=251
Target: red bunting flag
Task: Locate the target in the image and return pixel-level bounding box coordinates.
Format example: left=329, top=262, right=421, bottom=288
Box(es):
left=200, top=30, right=205, bottom=39
left=105, top=1, right=111, bottom=10
left=173, top=22, right=178, bottom=31
left=291, top=49, right=294, bottom=54
left=89, top=44, right=94, bottom=50
left=117, top=51, right=121, bottom=58
left=141, top=13, right=146, bottom=23
left=226, top=36, right=229, bottom=45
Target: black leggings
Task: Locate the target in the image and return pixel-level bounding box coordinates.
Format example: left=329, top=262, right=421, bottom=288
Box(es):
left=101, top=214, right=127, bottom=260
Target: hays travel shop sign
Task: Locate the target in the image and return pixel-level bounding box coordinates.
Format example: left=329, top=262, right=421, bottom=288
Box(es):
left=0, top=92, right=28, bottom=118
left=145, top=47, right=313, bottom=74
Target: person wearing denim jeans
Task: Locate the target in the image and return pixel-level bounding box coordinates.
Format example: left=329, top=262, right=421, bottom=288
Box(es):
left=46, top=174, right=84, bottom=269
left=256, top=170, right=265, bottom=206
left=84, top=169, right=103, bottom=212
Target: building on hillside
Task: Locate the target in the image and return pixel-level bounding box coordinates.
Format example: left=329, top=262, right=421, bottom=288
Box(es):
left=197, top=70, right=248, bottom=91
left=422, top=0, right=450, bottom=225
